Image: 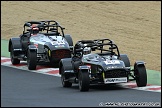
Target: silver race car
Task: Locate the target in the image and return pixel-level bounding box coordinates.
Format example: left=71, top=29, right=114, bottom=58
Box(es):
left=9, top=20, right=73, bottom=70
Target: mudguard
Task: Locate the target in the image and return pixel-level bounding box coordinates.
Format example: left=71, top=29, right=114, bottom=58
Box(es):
left=28, top=45, right=37, bottom=52
left=134, top=61, right=146, bottom=68
left=59, top=58, right=73, bottom=74
left=8, top=38, right=22, bottom=52
left=79, top=65, right=90, bottom=72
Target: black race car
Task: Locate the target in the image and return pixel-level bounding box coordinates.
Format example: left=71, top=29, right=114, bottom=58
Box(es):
left=59, top=39, right=147, bottom=91
left=8, top=20, right=73, bottom=70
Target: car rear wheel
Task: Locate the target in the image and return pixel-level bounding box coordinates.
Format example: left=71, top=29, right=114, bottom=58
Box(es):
left=27, top=49, right=37, bottom=70
left=61, top=66, right=72, bottom=87
left=10, top=44, right=20, bottom=65
left=120, top=54, right=130, bottom=67
left=64, top=35, right=73, bottom=52
left=78, top=70, right=90, bottom=91
left=134, top=64, right=147, bottom=87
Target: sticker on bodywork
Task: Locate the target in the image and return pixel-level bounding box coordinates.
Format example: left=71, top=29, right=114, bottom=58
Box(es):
left=51, top=41, right=65, bottom=45
left=104, top=77, right=127, bottom=84
left=55, top=45, right=65, bottom=48
left=104, top=60, right=120, bottom=65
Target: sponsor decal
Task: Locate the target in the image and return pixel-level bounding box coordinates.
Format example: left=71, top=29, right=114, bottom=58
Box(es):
left=64, top=70, right=74, bottom=72
left=79, top=66, right=90, bottom=69
left=13, top=49, right=22, bottom=51
left=104, top=60, right=120, bottom=65
left=51, top=41, right=65, bottom=45
left=55, top=45, right=65, bottom=48
left=106, top=66, right=124, bottom=69
left=104, top=77, right=127, bottom=83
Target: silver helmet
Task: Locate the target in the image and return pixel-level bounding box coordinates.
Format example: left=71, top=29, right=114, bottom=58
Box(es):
left=83, top=47, right=91, bottom=55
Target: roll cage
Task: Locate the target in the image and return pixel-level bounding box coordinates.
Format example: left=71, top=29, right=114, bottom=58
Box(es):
left=22, top=20, right=66, bottom=37
left=40, top=20, right=65, bottom=37
left=73, top=39, right=121, bottom=59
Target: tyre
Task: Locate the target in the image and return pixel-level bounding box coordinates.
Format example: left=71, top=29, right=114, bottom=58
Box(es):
left=134, top=64, right=147, bottom=87
left=10, top=44, right=20, bottom=65
left=64, top=35, right=73, bottom=46
left=61, top=66, right=72, bottom=87
left=120, top=54, right=130, bottom=67
left=64, top=35, right=73, bottom=51
left=78, top=70, right=90, bottom=91
left=27, top=49, right=37, bottom=70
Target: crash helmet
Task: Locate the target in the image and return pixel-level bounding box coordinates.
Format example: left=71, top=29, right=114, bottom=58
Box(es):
left=83, top=47, right=91, bottom=55
left=31, top=24, right=39, bottom=35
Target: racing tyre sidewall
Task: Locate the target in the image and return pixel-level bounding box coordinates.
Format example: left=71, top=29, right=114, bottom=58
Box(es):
left=27, top=49, right=37, bottom=70
left=10, top=44, right=20, bottom=65
left=134, top=64, right=147, bottom=87
left=61, top=66, right=72, bottom=87
left=78, top=70, right=90, bottom=91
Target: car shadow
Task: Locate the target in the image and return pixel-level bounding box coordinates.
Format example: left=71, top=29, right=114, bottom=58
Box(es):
left=68, top=83, right=128, bottom=92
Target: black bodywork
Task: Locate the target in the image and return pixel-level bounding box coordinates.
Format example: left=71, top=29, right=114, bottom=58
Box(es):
left=59, top=39, right=147, bottom=91
left=8, top=20, right=73, bottom=70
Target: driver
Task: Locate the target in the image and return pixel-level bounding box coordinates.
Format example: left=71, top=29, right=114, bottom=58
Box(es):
left=83, top=47, right=91, bottom=55
left=31, top=24, right=39, bottom=35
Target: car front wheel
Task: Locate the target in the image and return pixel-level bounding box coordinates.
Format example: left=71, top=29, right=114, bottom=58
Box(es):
left=134, top=64, right=147, bottom=87
left=61, top=66, right=72, bottom=87
left=27, top=49, right=37, bottom=70
left=10, top=44, right=20, bottom=65
left=78, top=70, right=90, bottom=92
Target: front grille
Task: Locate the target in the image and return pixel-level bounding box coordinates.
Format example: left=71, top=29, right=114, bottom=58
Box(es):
left=105, top=69, right=127, bottom=78
left=51, top=49, right=71, bottom=60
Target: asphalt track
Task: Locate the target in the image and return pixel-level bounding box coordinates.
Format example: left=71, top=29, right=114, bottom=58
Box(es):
left=1, top=65, right=161, bottom=107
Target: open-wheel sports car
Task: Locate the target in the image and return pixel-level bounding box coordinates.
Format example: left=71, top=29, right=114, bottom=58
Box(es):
left=8, top=20, right=73, bottom=70
left=59, top=38, right=147, bottom=91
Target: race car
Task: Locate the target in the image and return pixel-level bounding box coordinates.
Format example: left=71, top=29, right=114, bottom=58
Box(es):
left=59, top=39, right=147, bottom=91
left=8, top=20, right=73, bottom=70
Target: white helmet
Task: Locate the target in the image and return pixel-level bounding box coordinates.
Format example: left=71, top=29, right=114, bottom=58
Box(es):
left=83, top=47, right=91, bottom=55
